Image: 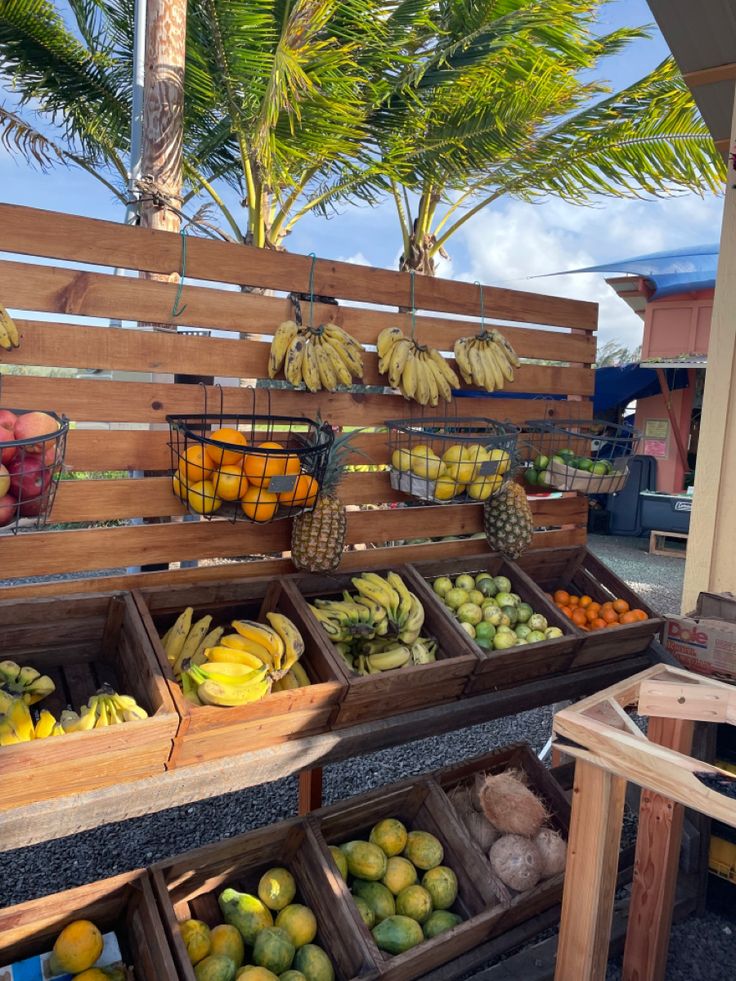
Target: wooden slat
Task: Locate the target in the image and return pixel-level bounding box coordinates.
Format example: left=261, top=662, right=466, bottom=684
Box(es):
left=0, top=496, right=587, bottom=579
left=0, top=528, right=589, bottom=598
left=1, top=373, right=587, bottom=427
left=5, top=320, right=595, bottom=395
left=0, top=203, right=598, bottom=330
left=1, top=261, right=596, bottom=359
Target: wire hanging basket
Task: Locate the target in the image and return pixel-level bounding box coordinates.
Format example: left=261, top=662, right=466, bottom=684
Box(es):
left=0, top=408, right=69, bottom=534
left=386, top=416, right=519, bottom=504
left=167, top=387, right=334, bottom=523
left=522, top=417, right=640, bottom=494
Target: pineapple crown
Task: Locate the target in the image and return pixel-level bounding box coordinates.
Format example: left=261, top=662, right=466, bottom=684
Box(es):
left=314, top=416, right=371, bottom=497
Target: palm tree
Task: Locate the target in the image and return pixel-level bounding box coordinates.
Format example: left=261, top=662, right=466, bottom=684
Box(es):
left=362, top=0, right=726, bottom=273
left=0, top=0, right=421, bottom=246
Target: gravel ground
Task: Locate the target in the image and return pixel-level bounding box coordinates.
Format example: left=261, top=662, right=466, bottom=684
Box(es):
left=2, top=535, right=733, bottom=978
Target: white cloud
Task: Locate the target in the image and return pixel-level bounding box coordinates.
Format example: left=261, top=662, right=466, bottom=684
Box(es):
left=452, top=193, right=724, bottom=351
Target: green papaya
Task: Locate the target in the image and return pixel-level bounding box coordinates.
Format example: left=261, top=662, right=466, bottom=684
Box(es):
left=423, top=910, right=462, bottom=939
left=371, top=915, right=424, bottom=954
left=339, top=840, right=387, bottom=881
left=351, top=879, right=395, bottom=922
left=218, top=887, right=273, bottom=945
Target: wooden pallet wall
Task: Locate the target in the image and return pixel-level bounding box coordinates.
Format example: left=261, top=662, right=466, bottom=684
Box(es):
left=0, top=203, right=595, bottom=592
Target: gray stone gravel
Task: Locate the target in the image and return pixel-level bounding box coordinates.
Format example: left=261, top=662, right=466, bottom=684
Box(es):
left=2, top=535, right=733, bottom=978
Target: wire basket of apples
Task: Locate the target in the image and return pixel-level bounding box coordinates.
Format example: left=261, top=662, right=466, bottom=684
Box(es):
left=0, top=409, right=69, bottom=532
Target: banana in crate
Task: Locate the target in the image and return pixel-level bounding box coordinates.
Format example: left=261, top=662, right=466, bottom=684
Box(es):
left=160, top=606, right=312, bottom=706
left=269, top=319, right=365, bottom=391
left=308, top=571, right=440, bottom=676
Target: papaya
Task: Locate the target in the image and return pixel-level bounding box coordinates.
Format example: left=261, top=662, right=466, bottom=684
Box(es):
left=339, top=840, right=387, bottom=881
left=292, top=943, right=335, bottom=981
left=280, top=973, right=307, bottom=981
left=275, top=904, right=317, bottom=948
left=252, top=927, right=295, bottom=976
left=48, top=919, right=104, bottom=975
left=423, top=910, right=462, bottom=939
left=395, top=884, right=433, bottom=924
left=219, top=888, right=274, bottom=945
left=236, top=969, right=279, bottom=980
left=194, top=954, right=237, bottom=981
left=422, top=866, right=458, bottom=910
left=328, top=845, right=348, bottom=882
left=371, top=915, right=424, bottom=954
left=403, top=830, right=444, bottom=870
left=72, top=971, right=108, bottom=981
left=369, top=818, right=408, bottom=857
left=382, top=856, right=417, bottom=896
left=179, top=919, right=212, bottom=965
left=210, top=924, right=245, bottom=968
left=258, top=867, right=297, bottom=911
left=352, top=896, right=375, bottom=929
left=351, top=880, right=395, bottom=922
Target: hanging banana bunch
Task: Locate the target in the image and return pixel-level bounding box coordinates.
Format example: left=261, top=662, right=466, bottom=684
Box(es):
left=0, top=302, right=20, bottom=351
left=376, top=327, right=459, bottom=406
left=268, top=320, right=365, bottom=391
left=454, top=329, right=520, bottom=393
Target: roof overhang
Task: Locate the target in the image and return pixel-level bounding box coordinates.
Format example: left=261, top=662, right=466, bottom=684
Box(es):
left=648, top=0, right=736, bottom=157
left=605, top=276, right=648, bottom=318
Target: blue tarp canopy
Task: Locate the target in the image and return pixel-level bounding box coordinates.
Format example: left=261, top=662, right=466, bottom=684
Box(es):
left=558, top=244, right=718, bottom=298
left=594, top=363, right=689, bottom=414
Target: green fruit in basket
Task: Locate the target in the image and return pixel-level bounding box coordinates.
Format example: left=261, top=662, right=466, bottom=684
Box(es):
left=476, top=637, right=493, bottom=651
left=527, top=630, right=546, bottom=643
left=493, top=576, right=511, bottom=594
left=478, top=578, right=498, bottom=598
left=467, top=589, right=485, bottom=607
left=533, top=454, right=550, bottom=470
left=558, top=448, right=575, bottom=460
left=474, top=571, right=493, bottom=585
left=475, top=622, right=496, bottom=643
left=395, top=885, right=433, bottom=924
left=219, top=889, right=273, bottom=945
left=482, top=596, right=498, bottom=609
left=457, top=603, right=482, bottom=626
left=458, top=621, right=476, bottom=639
left=352, top=880, right=396, bottom=922
left=340, top=841, right=387, bottom=881
left=495, top=592, right=514, bottom=607
left=528, top=614, right=548, bottom=632
left=483, top=607, right=503, bottom=626
left=194, top=954, right=237, bottom=981
left=454, top=574, right=476, bottom=592
left=353, top=896, right=376, bottom=928
left=500, top=605, right=518, bottom=626
left=252, top=929, right=295, bottom=976
left=493, top=630, right=517, bottom=651
left=329, top=846, right=348, bottom=881
left=403, top=831, right=443, bottom=870
left=423, top=911, right=462, bottom=939
left=591, top=461, right=609, bottom=476
left=372, top=915, right=424, bottom=955
left=515, top=623, right=531, bottom=640
left=370, top=818, right=409, bottom=857
left=382, top=856, right=418, bottom=895
left=292, top=944, right=335, bottom=981
left=422, top=867, right=458, bottom=910
left=577, top=458, right=594, bottom=471
left=525, top=468, right=539, bottom=485
left=515, top=602, right=533, bottom=624
left=545, top=627, right=564, bottom=639
left=433, top=577, right=453, bottom=598
left=444, top=588, right=469, bottom=610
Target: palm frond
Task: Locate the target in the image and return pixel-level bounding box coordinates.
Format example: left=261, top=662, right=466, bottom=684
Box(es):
left=0, top=102, right=65, bottom=168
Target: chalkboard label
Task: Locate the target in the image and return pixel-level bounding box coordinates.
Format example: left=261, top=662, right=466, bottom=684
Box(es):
left=478, top=460, right=499, bottom=476
left=268, top=474, right=298, bottom=494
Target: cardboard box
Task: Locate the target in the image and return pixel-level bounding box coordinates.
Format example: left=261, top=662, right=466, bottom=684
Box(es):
left=663, top=592, right=736, bottom=682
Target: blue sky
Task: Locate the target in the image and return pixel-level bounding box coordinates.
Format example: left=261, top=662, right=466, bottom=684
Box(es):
left=1, top=0, right=724, bottom=348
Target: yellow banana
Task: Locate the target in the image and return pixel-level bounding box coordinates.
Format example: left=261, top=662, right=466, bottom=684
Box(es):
left=23, top=674, right=56, bottom=705
left=313, top=338, right=338, bottom=391
left=284, top=334, right=306, bottom=387
left=301, top=339, right=322, bottom=392
left=221, top=636, right=275, bottom=669
left=160, top=625, right=174, bottom=649
left=50, top=722, right=65, bottom=737
left=490, top=328, right=521, bottom=368
left=0, top=723, right=21, bottom=746
left=6, top=698, right=33, bottom=741
left=426, top=347, right=460, bottom=389
left=95, top=699, right=110, bottom=728
left=322, top=336, right=352, bottom=386
left=0, top=661, right=21, bottom=686
left=386, top=572, right=412, bottom=625
left=193, top=626, right=224, bottom=664
left=387, top=337, right=412, bottom=389
left=420, top=350, right=439, bottom=406
left=206, top=645, right=265, bottom=670
left=265, top=611, right=304, bottom=673
left=427, top=358, right=452, bottom=403
left=164, top=608, right=193, bottom=665
left=0, top=690, right=13, bottom=714
left=453, top=337, right=474, bottom=384
left=290, top=662, right=311, bottom=687
left=377, top=326, right=404, bottom=359
left=367, top=646, right=411, bottom=671
left=324, top=322, right=364, bottom=360
left=34, top=709, right=57, bottom=739
left=174, top=614, right=213, bottom=675
left=413, top=355, right=431, bottom=405
left=231, top=620, right=284, bottom=661
left=482, top=339, right=505, bottom=389
left=190, top=663, right=267, bottom=687
left=400, top=348, right=418, bottom=400
left=323, top=330, right=363, bottom=378
left=277, top=670, right=300, bottom=691
left=468, top=340, right=491, bottom=390
left=269, top=320, right=299, bottom=378
left=197, top=677, right=271, bottom=707
left=0, top=303, right=19, bottom=350
left=490, top=339, right=514, bottom=382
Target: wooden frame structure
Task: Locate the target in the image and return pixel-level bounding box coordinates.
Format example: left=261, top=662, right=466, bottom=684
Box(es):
left=553, top=665, right=736, bottom=981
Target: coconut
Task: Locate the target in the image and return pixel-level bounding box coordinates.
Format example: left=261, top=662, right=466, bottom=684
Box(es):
left=535, top=828, right=567, bottom=877
left=480, top=769, right=548, bottom=838
left=463, top=810, right=499, bottom=851
left=471, top=773, right=485, bottom=812
left=489, top=834, right=543, bottom=892
left=448, top=783, right=474, bottom=817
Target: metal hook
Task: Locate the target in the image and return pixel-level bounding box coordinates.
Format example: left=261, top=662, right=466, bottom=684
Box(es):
left=171, top=228, right=189, bottom=318
left=409, top=270, right=417, bottom=339
left=307, top=253, right=317, bottom=329
left=474, top=281, right=485, bottom=333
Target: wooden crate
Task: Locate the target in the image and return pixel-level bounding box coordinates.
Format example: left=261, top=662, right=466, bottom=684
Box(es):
left=282, top=569, right=477, bottom=728
left=515, top=546, right=664, bottom=667
left=0, top=871, right=178, bottom=979
left=134, top=578, right=346, bottom=767
left=433, top=741, right=571, bottom=943
left=405, top=554, right=579, bottom=693
left=0, top=592, right=178, bottom=808
left=152, top=815, right=379, bottom=981
left=310, top=778, right=505, bottom=981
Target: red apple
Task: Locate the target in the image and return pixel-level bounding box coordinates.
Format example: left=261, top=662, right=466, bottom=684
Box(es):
left=0, top=464, right=8, bottom=498
left=9, top=454, right=52, bottom=510
left=0, top=410, right=16, bottom=433
left=0, top=493, right=17, bottom=527
left=13, top=411, right=59, bottom=455
left=0, top=428, right=16, bottom=465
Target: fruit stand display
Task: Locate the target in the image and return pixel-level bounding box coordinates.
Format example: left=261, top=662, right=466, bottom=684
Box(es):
left=0, top=203, right=670, bottom=977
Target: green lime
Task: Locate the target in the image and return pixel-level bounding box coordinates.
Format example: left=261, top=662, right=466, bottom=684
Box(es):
left=576, top=458, right=593, bottom=471
left=591, top=461, right=609, bottom=475
left=533, top=454, right=549, bottom=470
left=525, top=468, right=539, bottom=485
left=558, top=448, right=575, bottom=460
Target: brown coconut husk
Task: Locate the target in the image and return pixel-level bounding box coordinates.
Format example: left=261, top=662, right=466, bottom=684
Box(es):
left=489, top=834, right=543, bottom=892
left=535, top=828, right=568, bottom=877
left=480, top=768, right=548, bottom=838
left=463, top=809, right=499, bottom=851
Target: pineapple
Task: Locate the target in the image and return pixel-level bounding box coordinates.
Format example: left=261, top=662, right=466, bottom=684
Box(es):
left=483, top=481, right=534, bottom=559
left=291, top=430, right=358, bottom=573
